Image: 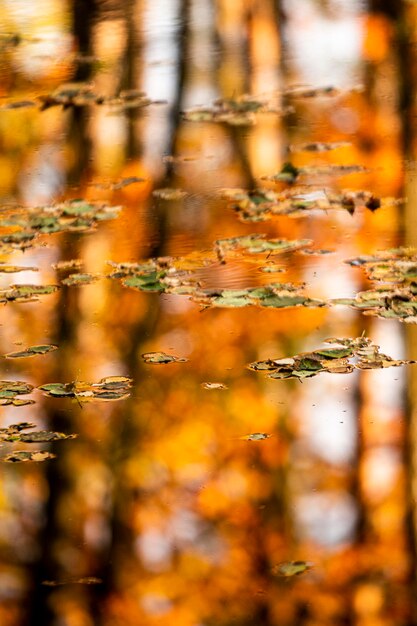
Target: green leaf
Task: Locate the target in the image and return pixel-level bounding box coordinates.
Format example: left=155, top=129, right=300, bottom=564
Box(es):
left=296, top=357, right=324, bottom=371
left=315, top=347, right=354, bottom=359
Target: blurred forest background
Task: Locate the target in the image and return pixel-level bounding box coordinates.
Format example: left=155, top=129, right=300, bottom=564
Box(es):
left=0, top=1, right=417, bottom=625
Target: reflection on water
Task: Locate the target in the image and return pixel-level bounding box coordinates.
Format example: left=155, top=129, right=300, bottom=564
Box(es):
left=0, top=0, right=416, bottom=625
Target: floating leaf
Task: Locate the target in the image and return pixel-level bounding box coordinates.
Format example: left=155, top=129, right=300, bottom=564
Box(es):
left=0, top=381, right=34, bottom=405
left=39, top=377, right=132, bottom=401
left=268, top=162, right=300, bottom=183
left=107, top=247, right=322, bottom=310
left=0, top=200, right=121, bottom=247
left=248, top=337, right=414, bottom=380
left=0, top=381, right=34, bottom=394
left=0, top=422, right=35, bottom=434
left=109, top=258, right=201, bottom=295
left=220, top=186, right=393, bottom=222
left=284, top=84, right=340, bottom=97
left=194, top=284, right=324, bottom=310
left=288, top=141, right=351, bottom=153
left=3, top=451, right=56, bottom=463
left=0, top=100, right=37, bottom=110
left=215, top=234, right=312, bottom=259
left=38, top=84, right=159, bottom=111
left=113, top=176, right=145, bottom=189
left=346, top=248, right=417, bottom=283
left=6, top=398, right=35, bottom=407
left=262, top=163, right=369, bottom=184
left=38, top=82, right=99, bottom=109
left=38, top=383, right=72, bottom=397
left=61, top=273, right=100, bottom=286
left=201, top=382, right=228, bottom=390
left=142, top=352, right=188, bottom=364
left=183, top=94, right=285, bottom=126
left=0, top=264, right=38, bottom=273
left=332, top=252, right=417, bottom=322
left=162, top=155, right=199, bottom=163
left=42, top=577, right=103, bottom=586
left=18, top=431, right=76, bottom=442
left=4, top=344, right=58, bottom=359
left=0, top=284, right=59, bottom=303
left=52, top=259, right=83, bottom=271
left=0, top=423, right=76, bottom=442
left=240, top=432, right=271, bottom=441
left=91, top=176, right=145, bottom=190
left=153, top=188, right=188, bottom=200
left=272, top=561, right=313, bottom=577
left=259, top=264, right=285, bottom=273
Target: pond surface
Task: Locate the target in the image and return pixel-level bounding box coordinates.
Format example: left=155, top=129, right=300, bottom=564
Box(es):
left=1, top=1, right=417, bottom=625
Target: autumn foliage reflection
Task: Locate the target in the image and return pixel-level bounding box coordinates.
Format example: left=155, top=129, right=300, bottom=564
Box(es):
left=0, top=1, right=414, bottom=626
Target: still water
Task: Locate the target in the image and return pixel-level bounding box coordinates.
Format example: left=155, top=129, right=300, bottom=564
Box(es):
left=0, top=0, right=416, bottom=624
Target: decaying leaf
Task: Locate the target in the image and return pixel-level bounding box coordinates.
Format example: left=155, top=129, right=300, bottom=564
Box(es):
left=39, top=376, right=132, bottom=401
left=249, top=337, right=414, bottom=380
left=4, top=344, right=58, bottom=358
left=272, top=561, right=313, bottom=577
left=3, top=451, right=56, bottom=463
left=142, top=352, right=188, bottom=364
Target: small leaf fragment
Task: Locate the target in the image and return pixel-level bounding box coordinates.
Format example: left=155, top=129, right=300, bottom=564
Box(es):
left=201, top=382, right=228, bottom=390
left=42, top=577, right=103, bottom=586
left=142, top=352, right=188, bottom=364
left=240, top=432, right=271, bottom=441
left=272, top=561, right=313, bottom=577
left=153, top=188, right=187, bottom=200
